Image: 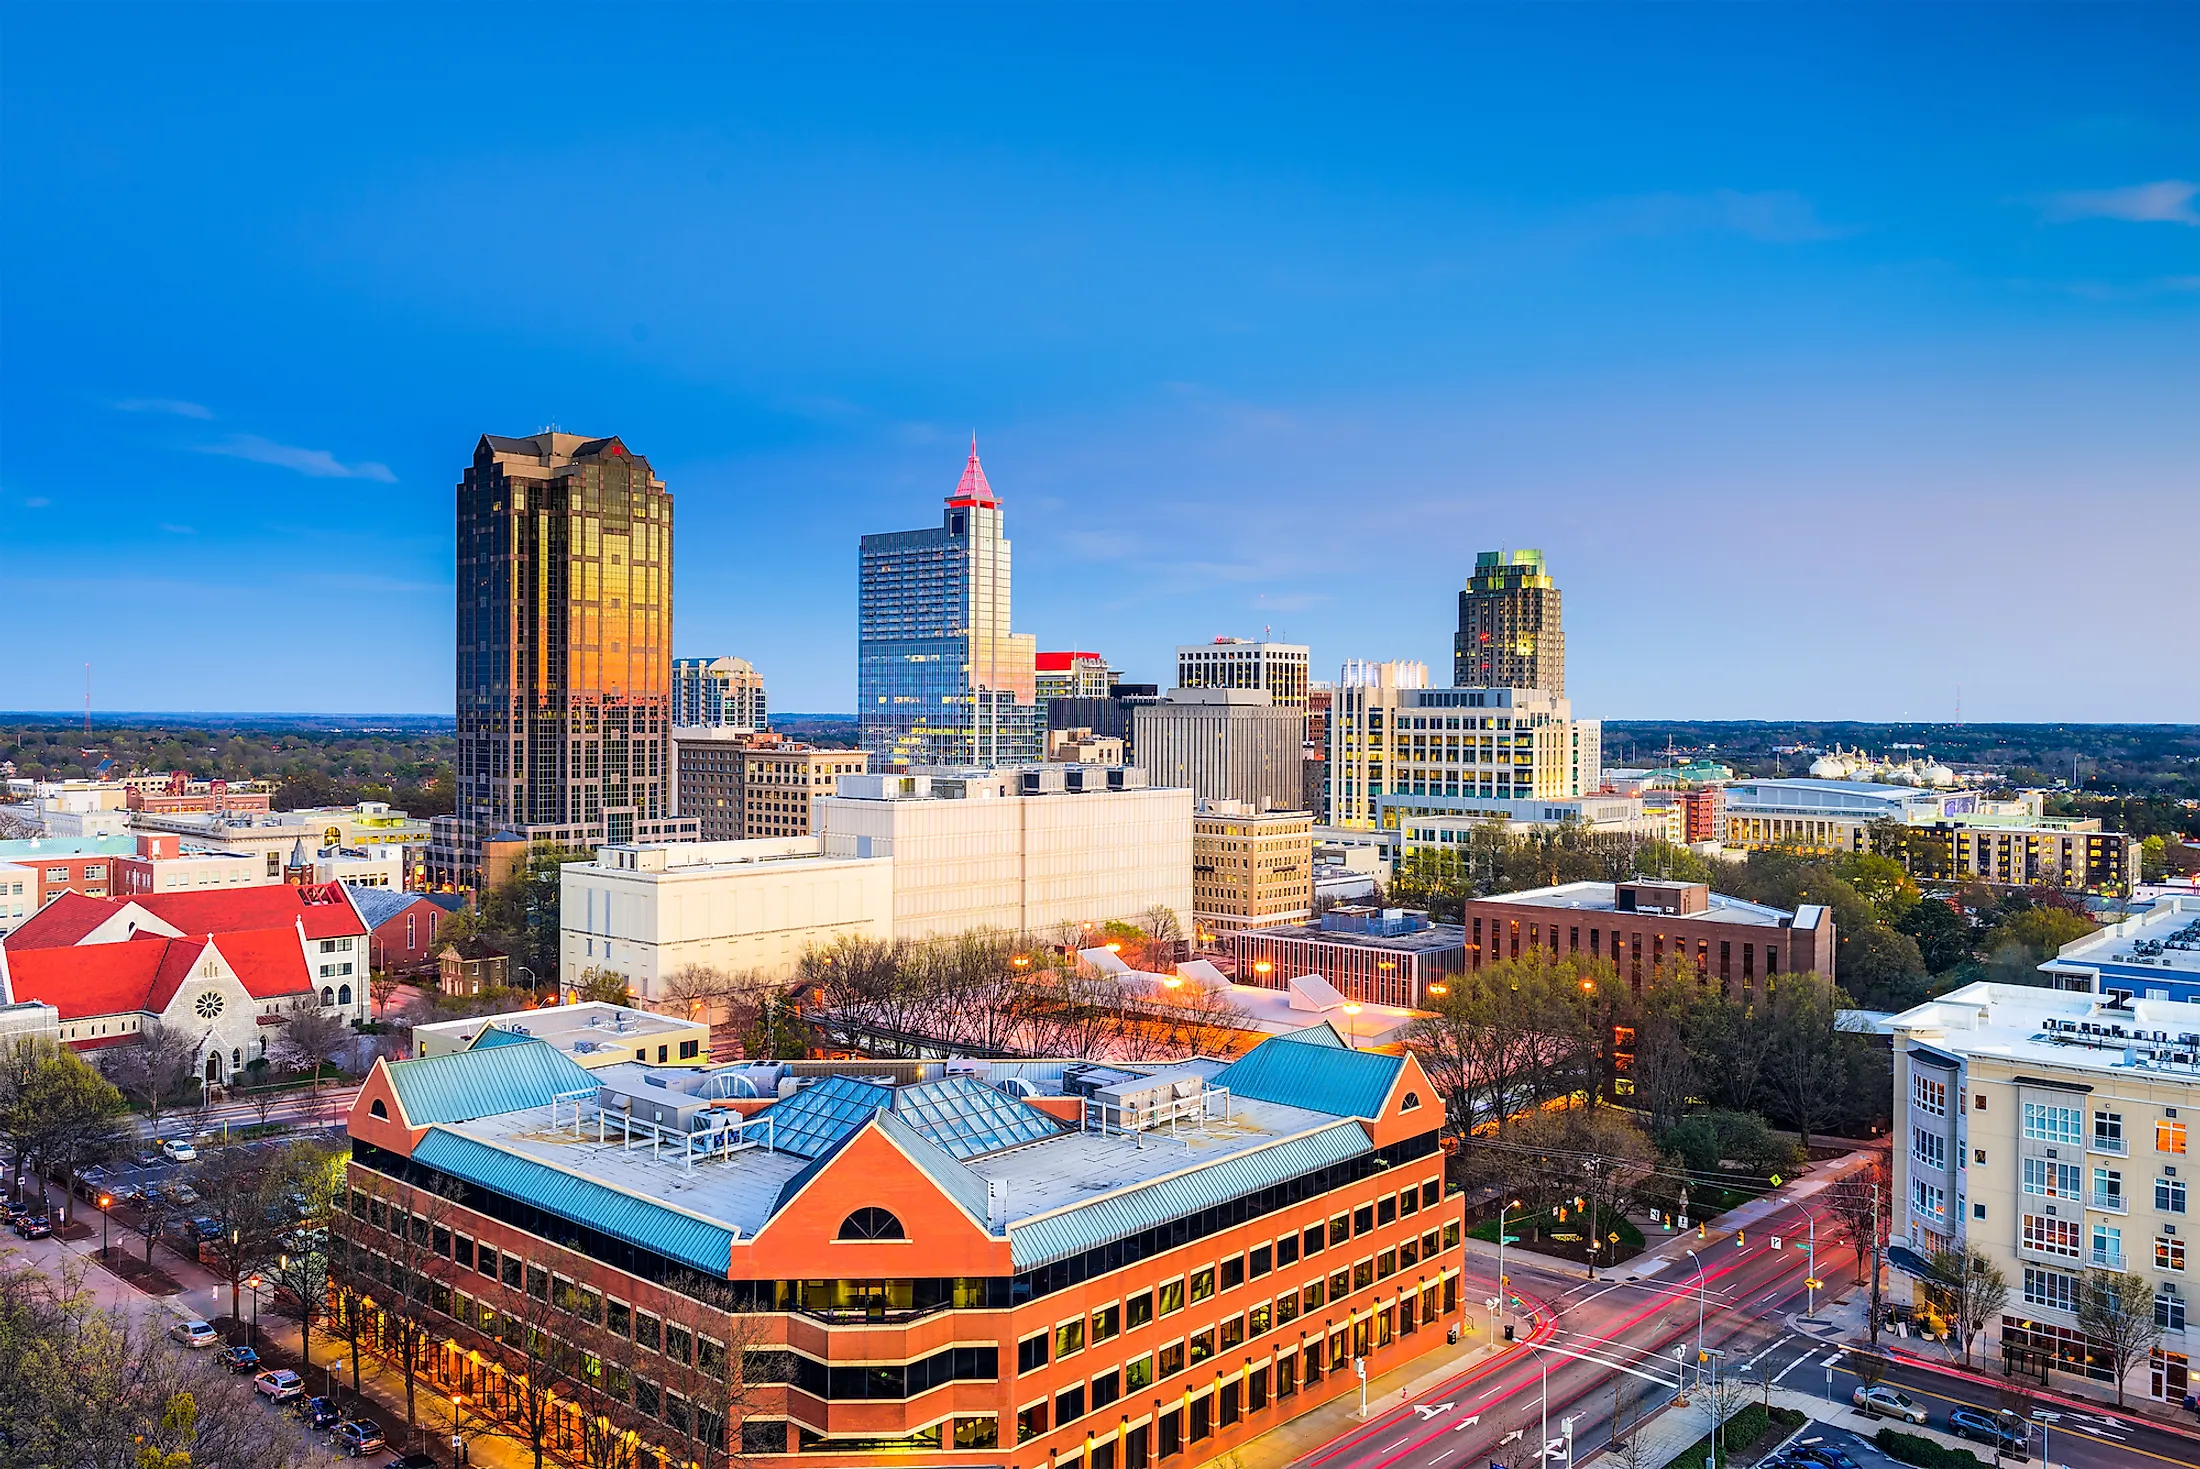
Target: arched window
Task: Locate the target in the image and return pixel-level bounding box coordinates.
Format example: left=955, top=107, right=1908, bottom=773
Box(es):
left=370, top=1099, right=389, bottom=1119
left=1400, top=1091, right=1422, bottom=1111
left=232, top=1048, right=242, bottom=1069
left=836, top=1207, right=906, bottom=1241
left=322, top=987, right=335, bottom=1006
left=338, top=984, right=352, bottom=1005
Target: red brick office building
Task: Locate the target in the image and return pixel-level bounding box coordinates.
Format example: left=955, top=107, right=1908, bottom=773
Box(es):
left=1457, top=878, right=1836, bottom=994
left=339, top=1025, right=1467, bottom=1469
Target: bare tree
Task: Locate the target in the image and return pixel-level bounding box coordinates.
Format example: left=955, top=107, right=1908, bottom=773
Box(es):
left=271, top=1007, right=353, bottom=1098
left=266, top=1141, right=342, bottom=1397
left=101, top=1019, right=199, bottom=1140
left=1922, top=1247, right=2008, bottom=1370
left=1851, top=1351, right=1889, bottom=1391
left=1139, top=905, right=1184, bottom=970
left=369, top=967, right=406, bottom=1016
left=1703, top=1364, right=1753, bottom=1465
left=189, top=1139, right=286, bottom=1329
left=2076, top=1268, right=2162, bottom=1407
left=371, top=1176, right=462, bottom=1447
left=660, top=963, right=734, bottom=1026
left=662, top=1278, right=773, bottom=1469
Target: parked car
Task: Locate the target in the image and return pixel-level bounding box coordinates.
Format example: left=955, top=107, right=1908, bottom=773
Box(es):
left=333, top=1420, right=387, bottom=1457
left=1853, top=1384, right=1929, bottom=1425
left=381, top=1455, right=438, bottom=1469
left=1789, top=1447, right=1860, bottom=1469
left=133, top=1148, right=164, bottom=1169
left=253, top=1368, right=305, bottom=1401
left=1949, top=1407, right=2029, bottom=1456
left=160, top=1139, right=198, bottom=1163
left=216, top=1344, right=261, bottom=1373
left=16, top=1215, right=53, bottom=1239
left=296, top=1395, right=343, bottom=1428
left=168, top=1319, right=220, bottom=1348
left=0, top=1199, right=29, bottom=1223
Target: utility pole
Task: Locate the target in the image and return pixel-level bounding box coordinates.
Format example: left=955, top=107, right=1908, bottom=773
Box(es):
left=1868, top=1183, right=1884, bottom=1346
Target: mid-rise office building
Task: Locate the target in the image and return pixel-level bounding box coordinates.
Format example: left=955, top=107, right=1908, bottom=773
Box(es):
left=671, top=730, right=868, bottom=843
left=858, top=442, right=1040, bottom=770
left=561, top=837, right=896, bottom=997
left=1178, top=639, right=1311, bottom=721
left=1133, top=689, right=1305, bottom=814
left=1392, top=795, right=1664, bottom=853
left=1193, top=803, right=1315, bottom=939
left=1721, top=781, right=2139, bottom=894
left=446, top=431, right=690, bottom=887
left=0, top=834, right=137, bottom=904
left=1456, top=880, right=1836, bottom=994
left=672, top=656, right=769, bottom=730
left=1047, top=683, right=1162, bottom=758
left=412, top=1000, right=711, bottom=1069
left=817, top=768, right=1193, bottom=941
left=1035, top=651, right=1114, bottom=703
left=341, top=1027, right=1463, bottom=1469
left=1453, top=549, right=1564, bottom=695
left=1046, top=728, right=1128, bottom=765
left=1887, top=982, right=2200, bottom=1405
left=1330, top=669, right=1600, bottom=834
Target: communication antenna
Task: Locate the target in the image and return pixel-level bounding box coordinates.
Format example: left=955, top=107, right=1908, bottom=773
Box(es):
left=84, top=663, right=91, bottom=736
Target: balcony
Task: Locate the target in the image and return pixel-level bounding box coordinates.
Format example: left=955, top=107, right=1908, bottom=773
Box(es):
left=2090, top=1192, right=2128, bottom=1213
left=2090, top=1137, right=2128, bottom=1157
left=2090, top=1248, right=2125, bottom=1270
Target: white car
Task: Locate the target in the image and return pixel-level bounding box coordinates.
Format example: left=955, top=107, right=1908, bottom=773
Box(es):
left=253, top=1368, right=305, bottom=1401
left=160, top=1139, right=199, bottom=1163
left=1852, top=1384, right=1929, bottom=1425
left=169, top=1319, right=219, bottom=1349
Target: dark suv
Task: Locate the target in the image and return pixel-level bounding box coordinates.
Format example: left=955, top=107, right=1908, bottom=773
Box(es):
left=1948, top=1407, right=2029, bottom=1457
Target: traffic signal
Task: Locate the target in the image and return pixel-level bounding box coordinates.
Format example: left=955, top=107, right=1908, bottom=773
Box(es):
left=1735, top=1230, right=1746, bottom=1247
left=1697, top=1221, right=1706, bottom=1239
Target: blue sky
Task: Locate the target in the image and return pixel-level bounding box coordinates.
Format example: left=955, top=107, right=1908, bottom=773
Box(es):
left=4, top=5, right=2195, bottom=721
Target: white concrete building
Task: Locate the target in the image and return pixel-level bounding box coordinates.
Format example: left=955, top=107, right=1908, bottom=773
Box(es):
left=560, top=837, right=895, bottom=1001
left=1175, top=639, right=1312, bottom=714
left=414, top=1000, right=711, bottom=1069
left=816, top=767, right=1193, bottom=941
left=308, top=845, right=406, bottom=889
left=1132, top=688, right=1305, bottom=814
left=0, top=863, right=33, bottom=934
left=1887, top=981, right=2200, bottom=1404
left=1391, top=794, right=1664, bottom=852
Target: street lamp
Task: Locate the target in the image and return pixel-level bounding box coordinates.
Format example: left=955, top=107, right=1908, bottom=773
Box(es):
left=517, top=964, right=537, bottom=999
left=1497, top=1198, right=1522, bottom=1337
left=1685, top=1248, right=1707, bottom=1397
left=452, top=1392, right=468, bottom=1466
left=1342, top=1002, right=1362, bottom=1049
left=244, top=1273, right=264, bottom=1349
left=98, top=1193, right=112, bottom=1261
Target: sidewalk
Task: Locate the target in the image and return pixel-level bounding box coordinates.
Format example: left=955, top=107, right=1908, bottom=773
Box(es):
left=1215, top=1324, right=1528, bottom=1469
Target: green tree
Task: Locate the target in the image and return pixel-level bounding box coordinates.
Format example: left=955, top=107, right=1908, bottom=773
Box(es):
left=1921, top=1247, right=2008, bottom=1370
left=1896, top=897, right=1973, bottom=975
left=1834, top=851, right=1920, bottom=924
left=1838, top=925, right=1930, bottom=1011
left=569, top=966, right=634, bottom=1006
left=1758, top=978, right=1853, bottom=1150
left=1983, top=906, right=2095, bottom=984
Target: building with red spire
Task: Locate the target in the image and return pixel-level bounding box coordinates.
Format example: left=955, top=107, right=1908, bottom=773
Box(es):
left=858, top=440, right=1040, bottom=768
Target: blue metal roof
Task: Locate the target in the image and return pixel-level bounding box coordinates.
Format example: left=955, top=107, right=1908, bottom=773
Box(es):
left=894, top=1075, right=1066, bottom=1159
left=1211, top=1036, right=1403, bottom=1119
left=465, top=1026, right=539, bottom=1052
left=413, top=1128, right=736, bottom=1276
left=760, top=1074, right=894, bottom=1159
left=384, top=1039, right=597, bottom=1126
left=768, top=1108, right=994, bottom=1231
left=1270, top=1021, right=1349, bottom=1049
left=1008, top=1121, right=1371, bottom=1269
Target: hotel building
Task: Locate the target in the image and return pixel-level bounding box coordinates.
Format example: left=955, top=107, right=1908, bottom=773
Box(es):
left=1888, top=982, right=2200, bottom=1404
left=673, top=657, right=769, bottom=731
left=337, top=1025, right=1467, bottom=1469
left=1175, top=641, right=1311, bottom=724
left=1453, top=550, right=1563, bottom=696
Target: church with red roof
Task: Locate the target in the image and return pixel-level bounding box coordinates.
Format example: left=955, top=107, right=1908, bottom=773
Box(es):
left=0, top=883, right=369, bottom=1090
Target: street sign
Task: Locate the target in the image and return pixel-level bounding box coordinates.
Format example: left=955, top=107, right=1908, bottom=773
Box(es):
left=1771, top=1236, right=1783, bottom=1250
left=1806, top=1278, right=1824, bottom=1290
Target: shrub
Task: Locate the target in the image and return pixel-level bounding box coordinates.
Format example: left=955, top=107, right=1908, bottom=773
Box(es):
left=1875, top=1428, right=1989, bottom=1469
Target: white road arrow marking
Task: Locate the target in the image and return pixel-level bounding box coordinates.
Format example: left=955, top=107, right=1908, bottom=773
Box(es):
left=1454, top=1416, right=1482, bottom=1431
left=1501, top=1429, right=1525, bottom=1445
left=1415, top=1402, right=1458, bottom=1420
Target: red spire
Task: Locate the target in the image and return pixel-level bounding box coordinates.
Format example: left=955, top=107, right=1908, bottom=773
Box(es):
left=947, top=433, right=998, bottom=508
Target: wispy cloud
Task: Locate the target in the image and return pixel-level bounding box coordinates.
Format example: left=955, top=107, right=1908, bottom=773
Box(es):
left=160, top=523, right=196, bottom=535
left=23, top=497, right=52, bottom=509
left=1592, top=189, right=1850, bottom=244
left=2040, top=179, right=2199, bottom=226
left=195, top=434, right=397, bottom=482
left=114, top=397, right=214, bottom=419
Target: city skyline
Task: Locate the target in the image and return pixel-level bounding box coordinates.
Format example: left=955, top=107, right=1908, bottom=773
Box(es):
left=4, top=7, right=2196, bottom=721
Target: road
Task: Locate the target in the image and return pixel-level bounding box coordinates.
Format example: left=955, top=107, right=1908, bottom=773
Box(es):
left=1292, top=1182, right=2195, bottom=1469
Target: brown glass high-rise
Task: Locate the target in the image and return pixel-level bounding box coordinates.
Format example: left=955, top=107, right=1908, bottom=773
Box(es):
left=451, top=432, right=680, bottom=885
left=1452, top=548, right=1564, bottom=695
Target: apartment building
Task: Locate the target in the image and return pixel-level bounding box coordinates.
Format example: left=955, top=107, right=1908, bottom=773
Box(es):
left=340, top=1025, right=1465, bottom=1469
left=672, top=656, right=769, bottom=730
left=0, top=834, right=135, bottom=904
left=1193, top=804, right=1315, bottom=939
left=1888, top=982, right=2200, bottom=1405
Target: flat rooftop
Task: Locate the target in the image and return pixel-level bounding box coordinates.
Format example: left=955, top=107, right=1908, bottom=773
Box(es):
left=2041, top=894, right=2200, bottom=989
left=1472, top=880, right=1796, bottom=929
left=415, top=1001, right=699, bottom=1049
left=1887, top=980, right=2200, bottom=1078
left=1236, top=920, right=1467, bottom=954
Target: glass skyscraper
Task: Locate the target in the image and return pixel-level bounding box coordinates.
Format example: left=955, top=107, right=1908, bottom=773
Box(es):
left=858, top=442, right=1040, bottom=769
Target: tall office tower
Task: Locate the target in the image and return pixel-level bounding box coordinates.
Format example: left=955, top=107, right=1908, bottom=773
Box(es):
left=671, top=655, right=768, bottom=730
left=1453, top=549, right=1565, bottom=695
left=858, top=441, right=1040, bottom=769
left=1176, top=638, right=1311, bottom=715
left=446, top=431, right=691, bottom=889
left=1327, top=660, right=1430, bottom=830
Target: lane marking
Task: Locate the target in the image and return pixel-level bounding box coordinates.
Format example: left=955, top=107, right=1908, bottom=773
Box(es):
left=1383, top=1439, right=1407, bottom=1451
left=1429, top=1453, right=1454, bottom=1464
